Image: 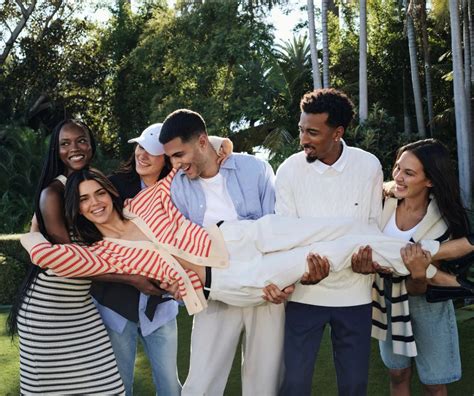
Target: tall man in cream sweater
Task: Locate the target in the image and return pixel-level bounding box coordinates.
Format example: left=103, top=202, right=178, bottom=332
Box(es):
left=277, top=89, right=383, bottom=395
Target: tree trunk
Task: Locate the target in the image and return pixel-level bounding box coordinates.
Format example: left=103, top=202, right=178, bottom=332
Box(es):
left=419, top=0, right=434, bottom=136
left=462, top=0, right=473, bottom=188
left=403, top=71, right=412, bottom=135
left=0, top=0, right=37, bottom=67
left=328, top=0, right=339, bottom=18
left=359, top=0, right=368, bottom=122
left=322, top=0, right=330, bottom=88
left=469, top=0, right=474, bottom=84
left=307, top=0, right=322, bottom=90
left=449, top=0, right=472, bottom=208
left=406, top=0, right=426, bottom=136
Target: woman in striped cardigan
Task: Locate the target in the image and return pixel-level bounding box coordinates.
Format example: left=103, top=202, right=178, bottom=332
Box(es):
left=21, top=167, right=474, bottom=316
left=356, top=139, right=471, bottom=395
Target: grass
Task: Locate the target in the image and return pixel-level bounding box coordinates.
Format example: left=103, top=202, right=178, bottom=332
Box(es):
left=1, top=305, right=473, bottom=395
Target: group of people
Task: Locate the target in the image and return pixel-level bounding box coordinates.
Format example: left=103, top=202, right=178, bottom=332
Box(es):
left=9, top=88, right=474, bottom=395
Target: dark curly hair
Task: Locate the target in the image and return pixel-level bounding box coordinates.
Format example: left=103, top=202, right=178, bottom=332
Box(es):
left=300, top=88, right=355, bottom=130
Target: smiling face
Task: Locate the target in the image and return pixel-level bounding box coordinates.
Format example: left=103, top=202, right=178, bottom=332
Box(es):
left=134, top=144, right=166, bottom=184
left=299, top=112, right=343, bottom=165
left=392, top=151, right=432, bottom=200
left=78, top=179, right=114, bottom=225
left=163, top=135, right=209, bottom=179
left=58, top=124, right=93, bottom=174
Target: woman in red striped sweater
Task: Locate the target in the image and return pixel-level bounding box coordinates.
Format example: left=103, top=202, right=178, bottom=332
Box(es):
left=22, top=168, right=474, bottom=315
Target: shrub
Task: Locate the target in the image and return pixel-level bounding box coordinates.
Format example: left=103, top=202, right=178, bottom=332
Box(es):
left=0, top=125, right=47, bottom=234
left=345, top=104, right=411, bottom=179
left=0, top=235, right=30, bottom=305
left=0, top=255, right=28, bottom=305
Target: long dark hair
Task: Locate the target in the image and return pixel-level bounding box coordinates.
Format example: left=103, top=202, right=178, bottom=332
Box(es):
left=65, top=168, right=124, bottom=245
left=395, top=138, right=470, bottom=238
left=113, top=146, right=173, bottom=183
left=7, top=119, right=96, bottom=337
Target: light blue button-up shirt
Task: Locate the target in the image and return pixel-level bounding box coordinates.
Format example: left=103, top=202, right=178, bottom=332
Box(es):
left=170, top=153, right=275, bottom=226
left=94, top=180, right=179, bottom=337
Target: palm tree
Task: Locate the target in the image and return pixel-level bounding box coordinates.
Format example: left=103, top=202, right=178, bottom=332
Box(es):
left=307, top=0, right=322, bottom=89
left=405, top=0, right=426, bottom=136
left=322, top=0, right=330, bottom=87
left=462, top=0, right=473, bottom=187
left=449, top=0, right=472, bottom=207
left=419, top=0, right=435, bottom=135
left=232, top=36, right=313, bottom=153
left=469, top=0, right=474, bottom=84
left=359, top=0, right=368, bottom=122
left=402, top=71, right=412, bottom=135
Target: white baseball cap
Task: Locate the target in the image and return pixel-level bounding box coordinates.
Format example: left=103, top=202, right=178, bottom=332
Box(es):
left=127, top=123, right=165, bottom=156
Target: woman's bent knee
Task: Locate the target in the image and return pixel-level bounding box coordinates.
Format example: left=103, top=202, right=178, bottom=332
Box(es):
left=422, top=383, right=447, bottom=396
left=389, top=367, right=412, bottom=385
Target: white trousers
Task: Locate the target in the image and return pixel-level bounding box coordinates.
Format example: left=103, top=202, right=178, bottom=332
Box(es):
left=210, top=215, right=439, bottom=306
left=182, top=301, right=284, bottom=396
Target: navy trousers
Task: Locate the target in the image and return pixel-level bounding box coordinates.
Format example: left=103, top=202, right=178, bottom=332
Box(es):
left=280, top=302, right=372, bottom=396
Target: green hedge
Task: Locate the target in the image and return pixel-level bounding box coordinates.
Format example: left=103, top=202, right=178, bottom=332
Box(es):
left=0, top=235, right=30, bottom=305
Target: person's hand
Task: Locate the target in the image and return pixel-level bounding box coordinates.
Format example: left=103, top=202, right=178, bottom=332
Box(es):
left=160, top=280, right=182, bottom=301
left=300, top=253, right=330, bottom=285
left=351, top=246, right=392, bottom=275
left=129, top=275, right=167, bottom=296
left=383, top=181, right=396, bottom=198
left=262, top=283, right=295, bottom=304
left=216, top=138, right=233, bottom=165
left=30, top=214, right=39, bottom=232
left=401, top=243, right=431, bottom=280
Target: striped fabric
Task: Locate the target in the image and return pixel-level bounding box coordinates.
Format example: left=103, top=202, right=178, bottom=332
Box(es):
left=371, top=196, right=451, bottom=357
left=22, top=170, right=227, bottom=314
left=371, top=274, right=417, bottom=356
left=18, top=271, right=125, bottom=395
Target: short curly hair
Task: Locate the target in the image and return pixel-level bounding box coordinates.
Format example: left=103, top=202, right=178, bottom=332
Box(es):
left=300, top=88, right=355, bottom=130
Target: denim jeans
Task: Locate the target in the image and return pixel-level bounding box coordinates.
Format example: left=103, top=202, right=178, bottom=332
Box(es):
left=106, top=318, right=181, bottom=396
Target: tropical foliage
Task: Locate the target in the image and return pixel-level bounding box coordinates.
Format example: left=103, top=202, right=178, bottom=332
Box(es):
left=0, top=0, right=472, bottom=232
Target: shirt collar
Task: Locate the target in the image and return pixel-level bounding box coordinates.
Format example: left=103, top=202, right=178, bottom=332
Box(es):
left=312, top=140, right=348, bottom=174
left=178, top=154, right=237, bottom=178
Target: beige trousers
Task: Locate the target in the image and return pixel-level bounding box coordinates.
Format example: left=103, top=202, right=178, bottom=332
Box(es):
left=182, top=301, right=284, bottom=396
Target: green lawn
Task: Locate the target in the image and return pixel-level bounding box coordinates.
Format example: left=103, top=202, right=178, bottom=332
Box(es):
left=1, top=306, right=473, bottom=395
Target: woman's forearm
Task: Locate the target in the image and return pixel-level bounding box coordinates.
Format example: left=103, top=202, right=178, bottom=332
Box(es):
left=433, top=237, right=474, bottom=261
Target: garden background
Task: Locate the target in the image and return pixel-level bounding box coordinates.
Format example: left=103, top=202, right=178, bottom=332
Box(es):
left=1, top=0, right=473, bottom=394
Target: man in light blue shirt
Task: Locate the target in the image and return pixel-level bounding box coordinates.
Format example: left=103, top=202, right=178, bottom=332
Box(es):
left=160, top=109, right=286, bottom=396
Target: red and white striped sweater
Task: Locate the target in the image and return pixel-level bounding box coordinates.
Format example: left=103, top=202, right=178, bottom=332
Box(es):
left=21, top=170, right=229, bottom=314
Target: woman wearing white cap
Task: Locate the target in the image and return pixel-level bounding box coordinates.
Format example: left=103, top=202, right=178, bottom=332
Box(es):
left=90, top=123, right=232, bottom=396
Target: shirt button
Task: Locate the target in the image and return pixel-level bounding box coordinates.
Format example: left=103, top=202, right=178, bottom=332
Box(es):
left=200, top=205, right=203, bottom=208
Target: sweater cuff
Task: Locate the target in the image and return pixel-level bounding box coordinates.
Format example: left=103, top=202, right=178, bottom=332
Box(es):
left=20, top=232, right=48, bottom=253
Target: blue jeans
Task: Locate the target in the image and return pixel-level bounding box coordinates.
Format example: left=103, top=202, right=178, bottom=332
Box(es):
left=106, top=318, right=181, bottom=396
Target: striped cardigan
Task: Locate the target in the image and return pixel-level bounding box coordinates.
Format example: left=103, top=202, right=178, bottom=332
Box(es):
left=21, top=170, right=229, bottom=315
left=371, top=197, right=449, bottom=356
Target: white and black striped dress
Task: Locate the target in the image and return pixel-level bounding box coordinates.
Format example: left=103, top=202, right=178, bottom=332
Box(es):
left=17, top=270, right=125, bottom=395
